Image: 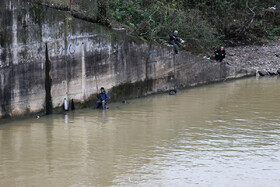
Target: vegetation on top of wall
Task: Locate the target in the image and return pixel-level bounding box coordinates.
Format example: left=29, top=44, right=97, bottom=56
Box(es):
left=109, top=0, right=219, bottom=52
left=107, top=0, right=280, bottom=53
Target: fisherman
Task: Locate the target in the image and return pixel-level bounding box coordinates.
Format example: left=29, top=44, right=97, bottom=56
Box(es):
left=169, top=30, right=184, bottom=54
left=215, top=46, right=226, bottom=62
left=95, top=87, right=109, bottom=110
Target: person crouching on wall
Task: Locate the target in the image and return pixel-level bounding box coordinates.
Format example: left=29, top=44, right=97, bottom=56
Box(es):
left=215, top=46, right=226, bottom=62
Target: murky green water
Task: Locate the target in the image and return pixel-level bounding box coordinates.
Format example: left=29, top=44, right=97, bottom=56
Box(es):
left=1, top=77, right=280, bottom=186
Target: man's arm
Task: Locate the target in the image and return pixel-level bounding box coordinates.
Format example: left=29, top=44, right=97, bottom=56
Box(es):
left=105, top=93, right=109, bottom=102
left=169, top=34, right=176, bottom=39
left=175, top=36, right=181, bottom=42
left=215, top=49, right=220, bottom=55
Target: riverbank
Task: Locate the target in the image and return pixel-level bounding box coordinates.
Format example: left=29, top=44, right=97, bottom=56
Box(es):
left=224, top=41, right=280, bottom=75
left=0, top=0, right=273, bottom=119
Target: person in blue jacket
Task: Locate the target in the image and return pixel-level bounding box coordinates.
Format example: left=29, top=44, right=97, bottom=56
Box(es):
left=95, top=87, right=109, bottom=110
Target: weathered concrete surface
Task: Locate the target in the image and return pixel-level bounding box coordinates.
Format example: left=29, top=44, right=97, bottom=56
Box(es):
left=0, top=0, right=254, bottom=118
left=32, top=0, right=105, bottom=24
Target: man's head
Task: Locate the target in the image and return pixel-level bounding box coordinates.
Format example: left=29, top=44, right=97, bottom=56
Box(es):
left=174, top=30, right=178, bottom=36
left=220, top=46, right=225, bottom=51
left=100, top=87, right=105, bottom=93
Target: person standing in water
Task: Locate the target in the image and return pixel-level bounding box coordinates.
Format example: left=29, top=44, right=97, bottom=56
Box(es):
left=95, top=87, right=109, bottom=110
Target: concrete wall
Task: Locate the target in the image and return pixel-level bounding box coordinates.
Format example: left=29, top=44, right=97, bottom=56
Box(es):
left=0, top=0, right=254, bottom=118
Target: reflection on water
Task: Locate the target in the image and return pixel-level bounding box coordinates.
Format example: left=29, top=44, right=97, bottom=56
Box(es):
left=1, top=77, right=280, bottom=186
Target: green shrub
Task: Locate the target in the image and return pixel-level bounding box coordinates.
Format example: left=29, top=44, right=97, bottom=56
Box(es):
left=107, top=0, right=280, bottom=53
left=109, top=0, right=219, bottom=53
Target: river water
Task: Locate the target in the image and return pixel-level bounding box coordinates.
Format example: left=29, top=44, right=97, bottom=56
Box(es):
left=0, top=77, right=280, bottom=186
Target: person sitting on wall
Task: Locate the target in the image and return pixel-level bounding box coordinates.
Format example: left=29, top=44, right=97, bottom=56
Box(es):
left=169, top=30, right=185, bottom=54
left=215, top=46, right=226, bottom=62
left=95, top=87, right=109, bottom=110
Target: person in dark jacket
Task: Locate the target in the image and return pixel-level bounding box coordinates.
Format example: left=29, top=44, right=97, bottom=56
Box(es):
left=215, top=46, right=226, bottom=62
left=95, top=87, right=109, bottom=110
left=169, top=30, right=184, bottom=54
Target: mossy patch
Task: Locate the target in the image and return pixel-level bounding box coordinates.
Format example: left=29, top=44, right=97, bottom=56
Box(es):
left=29, top=6, right=42, bottom=24
left=109, top=79, right=154, bottom=102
